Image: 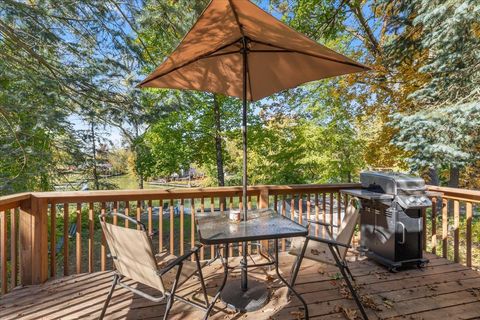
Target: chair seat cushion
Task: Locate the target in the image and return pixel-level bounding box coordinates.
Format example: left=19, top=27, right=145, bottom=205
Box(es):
left=289, top=237, right=337, bottom=266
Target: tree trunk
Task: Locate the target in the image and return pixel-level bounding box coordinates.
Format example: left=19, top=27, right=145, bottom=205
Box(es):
left=90, top=121, right=100, bottom=190
left=213, top=94, right=225, bottom=186
left=133, top=123, right=144, bottom=189
left=448, top=166, right=460, bottom=188
left=428, top=167, right=440, bottom=186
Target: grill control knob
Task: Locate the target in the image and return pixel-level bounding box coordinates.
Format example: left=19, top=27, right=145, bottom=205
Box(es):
left=408, top=196, right=416, bottom=204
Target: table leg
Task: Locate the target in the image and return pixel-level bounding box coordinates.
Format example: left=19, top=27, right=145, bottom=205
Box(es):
left=274, top=239, right=309, bottom=319
left=204, top=244, right=229, bottom=320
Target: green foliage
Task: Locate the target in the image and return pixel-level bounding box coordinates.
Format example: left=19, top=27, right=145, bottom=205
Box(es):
left=391, top=102, right=480, bottom=170
left=388, top=0, right=480, bottom=177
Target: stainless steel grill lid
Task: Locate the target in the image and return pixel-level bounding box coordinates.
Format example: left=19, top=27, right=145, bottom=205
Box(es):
left=360, top=171, right=431, bottom=209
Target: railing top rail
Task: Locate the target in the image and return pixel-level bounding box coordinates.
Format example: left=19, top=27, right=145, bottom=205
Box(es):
left=0, top=183, right=362, bottom=204
left=427, top=185, right=480, bottom=203
left=0, top=193, right=30, bottom=211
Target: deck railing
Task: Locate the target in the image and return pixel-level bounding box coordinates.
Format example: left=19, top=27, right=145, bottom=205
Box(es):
left=0, top=183, right=360, bottom=295
left=0, top=183, right=478, bottom=296
left=425, top=186, right=480, bottom=268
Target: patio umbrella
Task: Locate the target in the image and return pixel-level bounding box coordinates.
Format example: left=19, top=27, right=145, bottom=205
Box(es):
left=139, top=0, right=369, bottom=301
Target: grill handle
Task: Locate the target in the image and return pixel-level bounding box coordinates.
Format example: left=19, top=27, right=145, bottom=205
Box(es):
left=397, top=222, right=406, bottom=244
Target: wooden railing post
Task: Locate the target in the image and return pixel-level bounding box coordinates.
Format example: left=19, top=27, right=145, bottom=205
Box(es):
left=259, top=187, right=269, bottom=252
left=19, top=195, right=48, bottom=285
left=259, top=187, right=269, bottom=209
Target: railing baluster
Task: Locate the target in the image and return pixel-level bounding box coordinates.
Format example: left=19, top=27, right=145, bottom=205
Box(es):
left=210, top=197, right=215, bottom=258
left=453, top=200, right=460, bottom=263
left=229, top=197, right=233, bottom=257
left=306, top=193, right=310, bottom=222
left=431, top=197, right=437, bottom=255
left=10, top=208, right=17, bottom=288
left=442, top=199, right=448, bottom=259
left=76, top=203, right=82, bottom=274
left=247, top=195, right=252, bottom=254
left=200, top=197, right=205, bottom=259
left=315, top=193, right=319, bottom=237
left=191, top=198, right=196, bottom=261
left=298, top=193, right=303, bottom=225
left=337, top=192, right=341, bottom=227
left=159, top=199, right=163, bottom=252
left=113, top=201, right=118, bottom=226
left=125, top=201, right=130, bottom=228
left=282, top=195, right=286, bottom=251
left=322, top=193, right=326, bottom=223
left=63, top=203, right=69, bottom=276
left=329, top=193, right=334, bottom=232
left=466, top=201, right=473, bottom=267
left=88, top=202, right=94, bottom=273
left=180, top=198, right=184, bottom=255
left=1, top=210, right=6, bottom=295
left=50, top=204, right=56, bottom=278
left=101, top=202, right=106, bottom=271
left=147, top=200, right=153, bottom=235
left=290, top=195, right=295, bottom=221
left=170, top=199, right=174, bottom=255
left=136, top=201, right=141, bottom=230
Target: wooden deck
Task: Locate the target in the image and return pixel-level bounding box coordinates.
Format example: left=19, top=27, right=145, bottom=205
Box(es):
left=1, top=252, right=480, bottom=320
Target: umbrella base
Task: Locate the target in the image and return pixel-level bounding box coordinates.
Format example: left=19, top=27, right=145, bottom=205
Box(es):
left=220, top=279, right=270, bottom=312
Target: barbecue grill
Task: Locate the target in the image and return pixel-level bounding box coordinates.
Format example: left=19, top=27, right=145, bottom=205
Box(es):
left=342, top=171, right=432, bottom=271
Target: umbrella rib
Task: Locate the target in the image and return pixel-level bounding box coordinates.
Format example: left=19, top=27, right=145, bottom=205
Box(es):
left=227, top=0, right=245, bottom=37
left=139, top=38, right=243, bottom=86
left=250, top=39, right=370, bottom=70
left=208, top=50, right=241, bottom=58
left=246, top=50, right=253, bottom=101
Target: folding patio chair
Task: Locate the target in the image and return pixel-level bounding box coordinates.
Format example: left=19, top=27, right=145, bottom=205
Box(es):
left=99, top=212, right=213, bottom=320
left=289, top=198, right=368, bottom=320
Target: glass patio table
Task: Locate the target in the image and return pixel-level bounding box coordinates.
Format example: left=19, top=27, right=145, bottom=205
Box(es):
left=196, top=208, right=309, bottom=317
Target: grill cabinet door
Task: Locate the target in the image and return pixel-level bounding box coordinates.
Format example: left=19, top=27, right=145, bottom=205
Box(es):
left=395, top=208, right=422, bottom=261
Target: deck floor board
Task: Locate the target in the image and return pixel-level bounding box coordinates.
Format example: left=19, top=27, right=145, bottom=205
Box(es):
left=1, top=252, right=479, bottom=320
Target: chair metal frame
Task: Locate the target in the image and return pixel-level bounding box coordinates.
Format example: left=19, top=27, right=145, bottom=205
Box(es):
left=290, top=205, right=369, bottom=320
left=99, top=212, right=213, bottom=320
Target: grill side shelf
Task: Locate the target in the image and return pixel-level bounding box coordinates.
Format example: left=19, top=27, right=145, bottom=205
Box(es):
left=340, top=189, right=395, bottom=200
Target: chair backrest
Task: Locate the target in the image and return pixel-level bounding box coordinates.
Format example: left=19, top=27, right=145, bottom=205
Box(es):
left=334, top=198, right=360, bottom=259
left=100, top=219, right=166, bottom=293
left=289, top=198, right=360, bottom=264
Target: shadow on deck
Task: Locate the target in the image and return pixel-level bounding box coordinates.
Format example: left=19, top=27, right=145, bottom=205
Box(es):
left=1, top=252, right=480, bottom=320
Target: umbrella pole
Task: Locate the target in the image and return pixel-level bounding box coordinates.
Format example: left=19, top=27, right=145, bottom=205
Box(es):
left=241, top=36, right=248, bottom=292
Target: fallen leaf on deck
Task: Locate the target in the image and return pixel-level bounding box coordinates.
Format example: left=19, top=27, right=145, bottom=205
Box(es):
left=383, top=298, right=394, bottom=309
left=466, top=287, right=480, bottom=298
left=289, top=310, right=304, bottom=320
left=361, top=295, right=381, bottom=311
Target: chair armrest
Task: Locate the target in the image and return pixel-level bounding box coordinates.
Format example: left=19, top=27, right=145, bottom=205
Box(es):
left=157, top=246, right=202, bottom=276
left=307, top=219, right=339, bottom=228
left=307, top=235, right=351, bottom=248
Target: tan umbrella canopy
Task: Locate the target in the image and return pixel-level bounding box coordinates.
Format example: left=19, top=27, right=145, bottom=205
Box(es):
left=139, top=0, right=368, bottom=101
left=139, top=0, right=369, bottom=301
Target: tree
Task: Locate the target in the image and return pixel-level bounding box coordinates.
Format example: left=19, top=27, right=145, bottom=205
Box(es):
left=387, top=0, right=480, bottom=186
